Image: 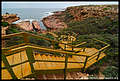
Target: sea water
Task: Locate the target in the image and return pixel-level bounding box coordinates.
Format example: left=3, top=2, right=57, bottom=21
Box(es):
left=2, top=8, right=64, bottom=30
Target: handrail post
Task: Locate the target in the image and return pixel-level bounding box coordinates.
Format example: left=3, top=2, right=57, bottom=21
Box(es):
left=64, top=43, right=67, bottom=50
left=82, top=56, right=89, bottom=72
left=71, top=38, right=74, bottom=51
left=83, top=47, right=86, bottom=52
left=52, top=41, right=55, bottom=49
left=72, top=46, right=74, bottom=51
left=96, top=51, right=101, bottom=60
left=25, top=47, right=36, bottom=77
left=64, top=54, right=68, bottom=80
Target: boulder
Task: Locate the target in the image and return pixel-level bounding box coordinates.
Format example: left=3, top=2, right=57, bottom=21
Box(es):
left=32, top=21, right=41, bottom=30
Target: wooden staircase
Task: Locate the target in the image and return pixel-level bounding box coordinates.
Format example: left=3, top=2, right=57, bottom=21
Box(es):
left=1, top=32, right=110, bottom=80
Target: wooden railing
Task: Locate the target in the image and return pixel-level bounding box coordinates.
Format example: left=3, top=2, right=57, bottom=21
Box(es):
left=2, top=32, right=110, bottom=80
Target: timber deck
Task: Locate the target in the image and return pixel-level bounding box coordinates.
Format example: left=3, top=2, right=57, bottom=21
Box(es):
left=2, top=48, right=106, bottom=79
left=1, top=32, right=109, bottom=80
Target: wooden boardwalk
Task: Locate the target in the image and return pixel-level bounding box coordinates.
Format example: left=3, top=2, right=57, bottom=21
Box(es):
left=1, top=32, right=109, bottom=80
left=2, top=48, right=106, bottom=79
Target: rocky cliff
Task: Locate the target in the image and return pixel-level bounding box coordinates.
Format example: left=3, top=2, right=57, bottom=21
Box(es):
left=42, top=11, right=67, bottom=32
left=2, top=14, right=20, bottom=24
left=42, top=5, right=118, bottom=32
left=64, top=5, right=118, bottom=22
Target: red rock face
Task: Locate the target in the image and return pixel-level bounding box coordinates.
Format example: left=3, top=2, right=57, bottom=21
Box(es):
left=17, top=21, right=33, bottom=31
left=17, top=20, right=43, bottom=32
left=65, top=5, right=118, bottom=21
left=32, top=21, right=41, bottom=30
left=2, top=14, right=20, bottom=24
left=42, top=14, right=67, bottom=32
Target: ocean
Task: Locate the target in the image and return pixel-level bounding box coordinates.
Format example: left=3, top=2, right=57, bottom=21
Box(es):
left=2, top=8, right=65, bottom=29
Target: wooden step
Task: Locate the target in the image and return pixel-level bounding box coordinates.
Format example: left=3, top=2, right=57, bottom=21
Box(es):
left=85, top=52, right=106, bottom=69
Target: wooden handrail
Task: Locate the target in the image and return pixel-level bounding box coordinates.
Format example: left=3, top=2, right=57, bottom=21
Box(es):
left=98, top=44, right=110, bottom=52
left=92, top=38, right=109, bottom=45
left=2, top=32, right=110, bottom=57
left=2, top=32, right=25, bottom=39
left=2, top=32, right=110, bottom=80
left=2, top=32, right=86, bottom=49
left=2, top=44, right=89, bottom=57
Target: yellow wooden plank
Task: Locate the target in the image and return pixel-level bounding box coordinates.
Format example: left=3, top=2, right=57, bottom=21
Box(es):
left=68, top=56, right=74, bottom=62
left=71, top=56, right=80, bottom=62
left=41, top=55, right=51, bottom=69
left=55, top=62, right=65, bottom=69
left=75, top=56, right=85, bottom=62
left=50, top=55, right=56, bottom=61
left=41, top=55, right=47, bottom=60
left=1, top=61, right=5, bottom=67
left=7, top=51, right=27, bottom=65
left=13, top=53, right=21, bottom=65
left=20, top=50, right=28, bottom=62
left=85, top=53, right=106, bottom=69
left=67, top=63, right=81, bottom=68
left=6, top=54, right=15, bottom=65
left=54, top=57, right=62, bottom=69
left=12, top=64, right=22, bottom=79
left=59, top=56, right=65, bottom=61
left=49, top=57, right=57, bottom=69
left=34, top=53, right=41, bottom=60
left=22, top=62, right=32, bottom=77
left=33, top=62, right=40, bottom=70
left=46, top=56, right=54, bottom=69
left=1, top=69, right=12, bottom=80
left=39, top=54, right=43, bottom=60
left=48, top=56, right=56, bottom=69
left=39, top=62, right=48, bottom=70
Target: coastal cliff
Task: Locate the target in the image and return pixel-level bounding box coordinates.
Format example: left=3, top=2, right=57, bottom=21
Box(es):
left=42, top=5, right=118, bottom=32
left=42, top=11, right=67, bottom=32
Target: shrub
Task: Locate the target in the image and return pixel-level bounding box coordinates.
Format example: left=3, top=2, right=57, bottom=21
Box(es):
left=102, top=66, right=118, bottom=78
left=1, top=22, right=9, bottom=27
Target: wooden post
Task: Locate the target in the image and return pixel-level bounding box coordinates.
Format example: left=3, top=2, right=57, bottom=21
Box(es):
left=71, top=38, right=74, bottom=51
left=64, top=54, right=68, bottom=80
left=52, top=41, right=55, bottom=49
left=96, top=51, right=101, bottom=60
left=83, top=47, right=86, bottom=52
left=2, top=53, right=18, bottom=79
left=82, top=56, right=89, bottom=72
left=25, top=47, right=35, bottom=74
left=64, top=43, right=67, bottom=50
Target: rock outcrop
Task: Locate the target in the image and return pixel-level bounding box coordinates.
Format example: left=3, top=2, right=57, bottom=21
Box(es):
left=42, top=12, right=67, bottom=32
left=65, top=5, right=118, bottom=22
left=32, top=20, right=41, bottom=31
left=16, top=20, right=42, bottom=32
left=17, top=21, right=33, bottom=31
left=42, top=5, right=118, bottom=32
left=2, top=13, right=20, bottom=24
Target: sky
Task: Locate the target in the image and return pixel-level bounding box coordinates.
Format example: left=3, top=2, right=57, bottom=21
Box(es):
left=2, top=1, right=118, bottom=9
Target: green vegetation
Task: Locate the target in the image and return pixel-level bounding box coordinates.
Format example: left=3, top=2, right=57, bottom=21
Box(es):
left=1, top=22, right=9, bottom=27
left=59, top=5, right=118, bottom=78
left=102, top=66, right=118, bottom=78
left=6, top=24, right=22, bottom=34
left=63, top=16, right=118, bottom=35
